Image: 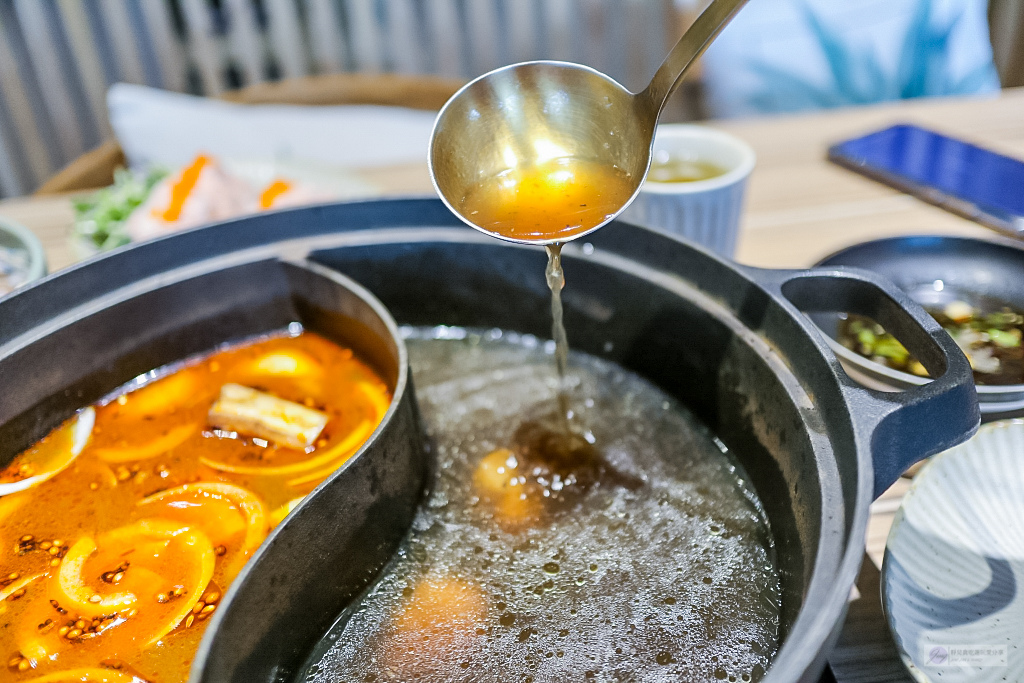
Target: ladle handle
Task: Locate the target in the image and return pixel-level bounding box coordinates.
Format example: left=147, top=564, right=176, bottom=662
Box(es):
left=752, top=266, right=980, bottom=499
left=641, top=0, right=751, bottom=114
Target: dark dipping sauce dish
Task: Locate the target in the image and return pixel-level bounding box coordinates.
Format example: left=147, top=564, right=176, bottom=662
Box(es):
left=813, top=235, right=1024, bottom=420
left=0, top=200, right=979, bottom=683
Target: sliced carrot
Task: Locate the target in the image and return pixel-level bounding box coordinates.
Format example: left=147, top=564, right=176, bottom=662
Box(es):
left=204, top=417, right=373, bottom=478
left=156, top=155, right=209, bottom=222
left=56, top=537, right=138, bottom=617
left=146, top=524, right=214, bottom=645
left=92, top=423, right=194, bottom=463
left=52, top=519, right=214, bottom=640
left=259, top=179, right=292, bottom=209
left=251, top=349, right=319, bottom=376
left=114, top=370, right=203, bottom=420
left=137, top=483, right=268, bottom=578
left=235, top=348, right=324, bottom=396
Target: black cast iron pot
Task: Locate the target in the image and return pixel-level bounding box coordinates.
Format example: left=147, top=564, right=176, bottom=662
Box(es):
left=0, top=199, right=979, bottom=683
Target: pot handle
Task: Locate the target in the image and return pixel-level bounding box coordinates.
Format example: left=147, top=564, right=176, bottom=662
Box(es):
left=749, top=266, right=979, bottom=499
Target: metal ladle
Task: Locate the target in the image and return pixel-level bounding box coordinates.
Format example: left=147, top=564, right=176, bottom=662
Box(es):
left=429, top=0, right=750, bottom=245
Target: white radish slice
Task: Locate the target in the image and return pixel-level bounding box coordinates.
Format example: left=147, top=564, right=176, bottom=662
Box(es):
left=0, top=407, right=95, bottom=497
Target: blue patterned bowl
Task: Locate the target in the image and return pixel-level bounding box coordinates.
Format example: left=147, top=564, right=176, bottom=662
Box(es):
left=883, top=419, right=1024, bottom=682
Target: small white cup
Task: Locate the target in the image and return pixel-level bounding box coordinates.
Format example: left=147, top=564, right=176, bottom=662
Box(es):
left=622, top=124, right=756, bottom=258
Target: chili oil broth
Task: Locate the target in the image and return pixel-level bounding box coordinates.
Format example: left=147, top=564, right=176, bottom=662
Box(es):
left=0, top=331, right=390, bottom=682
left=307, top=328, right=781, bottom=683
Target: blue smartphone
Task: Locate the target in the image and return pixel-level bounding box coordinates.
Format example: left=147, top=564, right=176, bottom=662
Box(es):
left=828, top=124, right=1024, bottom=237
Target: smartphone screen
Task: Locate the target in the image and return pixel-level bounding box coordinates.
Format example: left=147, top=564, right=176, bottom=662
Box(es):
left=828, top=124, right=1024, bottom=237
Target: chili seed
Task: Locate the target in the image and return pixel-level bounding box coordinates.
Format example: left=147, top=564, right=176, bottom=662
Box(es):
left=203, top=591, right=220, bottom=604
left=19, top=536, right=32, bottom=543
left=185, top=615, right=195, bottom=628
left=49, top=559, right=60, bottom=567
left=89, top=594, right=102, bottom=604
left=38, top=542, right=51, bottom=551
left=66, top=628, right=81, bottom=639
left=8, top=656, right=21, bottom=668
left=57, top=626, right=68, bottom=637
left=9, top=589, right=25, bottom=600
left=113, top=572, right=124, bottom=582
left=191, top=602, right=205, bottom=615
left=17, top=660, right=29, bottom=672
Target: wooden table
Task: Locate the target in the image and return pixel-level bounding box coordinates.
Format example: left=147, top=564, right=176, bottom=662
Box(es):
left=3, top=87, right=1022, bottom=682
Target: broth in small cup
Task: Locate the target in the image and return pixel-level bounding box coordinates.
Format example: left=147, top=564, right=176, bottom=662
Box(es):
left=622, top=124, right=755, bottom=258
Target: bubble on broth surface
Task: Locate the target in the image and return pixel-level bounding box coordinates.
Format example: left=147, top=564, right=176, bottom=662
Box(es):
left=307, top=329, right=781, bottom=682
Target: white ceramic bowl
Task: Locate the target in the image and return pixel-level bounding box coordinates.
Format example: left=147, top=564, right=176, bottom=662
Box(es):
left=883, top=419, right=1024, bottom=682
left=0, top=217, right=46, bottom=296
left=621, top=124, right=756, bottom=257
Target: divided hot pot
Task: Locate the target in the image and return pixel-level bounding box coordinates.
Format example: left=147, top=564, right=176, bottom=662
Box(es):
left=0, top=199, right=979, bottom=683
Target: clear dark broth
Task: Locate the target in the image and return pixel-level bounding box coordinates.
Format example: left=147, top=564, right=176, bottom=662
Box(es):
left=303, top=328, right=781, bottom=683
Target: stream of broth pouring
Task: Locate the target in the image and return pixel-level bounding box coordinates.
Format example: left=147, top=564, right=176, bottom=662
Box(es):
left=459, top=156, right=635, bottom=427
left=545, top=243, right=572, bottom=425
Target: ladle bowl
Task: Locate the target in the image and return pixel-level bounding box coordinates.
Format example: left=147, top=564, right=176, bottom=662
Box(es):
left=429, top=0, right=750, bottom=245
